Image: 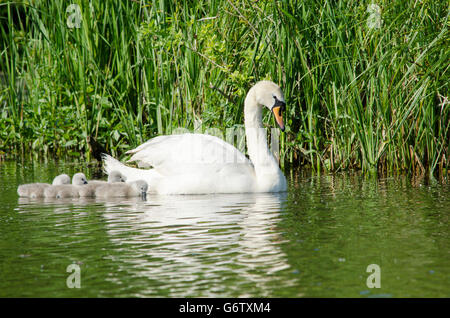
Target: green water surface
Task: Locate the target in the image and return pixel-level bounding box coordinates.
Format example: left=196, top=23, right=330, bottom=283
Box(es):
left=0, top=161, right=448, bottom=297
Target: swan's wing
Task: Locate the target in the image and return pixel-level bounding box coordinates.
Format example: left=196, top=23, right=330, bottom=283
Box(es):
left=126, top=133, right=252, bottom=175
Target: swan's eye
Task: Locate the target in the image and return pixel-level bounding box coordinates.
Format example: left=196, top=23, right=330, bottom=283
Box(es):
left=273, top=96, right=286, bottom=111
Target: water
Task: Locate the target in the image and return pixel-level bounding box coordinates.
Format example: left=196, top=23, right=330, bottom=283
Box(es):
left=0, top=160, right=448, bottom=297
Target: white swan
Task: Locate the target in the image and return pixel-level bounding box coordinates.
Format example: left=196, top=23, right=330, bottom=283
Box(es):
left=103, top=81, right=287, bottom=194
left=17, top=174, right=71, bottom=198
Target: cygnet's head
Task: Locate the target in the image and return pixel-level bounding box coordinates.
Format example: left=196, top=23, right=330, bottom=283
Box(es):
left=108, top=170, right=127, bottom=183
left=72, top=173, right=88, bottom=185
left=52, top=174, right=71, bottom=185
left=131, top=180, right=148, bottom=196
left=246, top=80, right=286, bottom=131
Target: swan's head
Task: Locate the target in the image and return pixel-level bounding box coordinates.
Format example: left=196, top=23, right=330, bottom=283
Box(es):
left=52, top=174, right=71, bottom=185
left=108, top=170, right=127, bottom=183
left=248, top=80, right=286, bottom=131
left=72, top=173, right=88, bottom=185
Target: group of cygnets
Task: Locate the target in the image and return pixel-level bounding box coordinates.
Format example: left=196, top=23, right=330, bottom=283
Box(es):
left=17, top=171, right=148, bottom=199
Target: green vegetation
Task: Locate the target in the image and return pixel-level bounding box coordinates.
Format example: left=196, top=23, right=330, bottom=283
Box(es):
left=0, top=0, right=448, bottom=177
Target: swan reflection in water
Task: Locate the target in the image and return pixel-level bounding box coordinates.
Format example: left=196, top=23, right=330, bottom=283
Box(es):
left=17, top=193, right=296, bottom=297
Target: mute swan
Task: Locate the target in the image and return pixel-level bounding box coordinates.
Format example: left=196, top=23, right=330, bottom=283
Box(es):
left=17, top=174, right=71, bottom=198
left=103, top=80, right=287, bottom=194
left=95, top=180, right=148, bottom=198
left=78, top=170, right=126, bottom=197
left=44, top=173, right=88, bottom=198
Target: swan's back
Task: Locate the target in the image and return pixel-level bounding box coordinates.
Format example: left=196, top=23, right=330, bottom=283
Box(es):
left=127, top=133, right=252, bottom=176
left=103, top=134, right=258, bottom=194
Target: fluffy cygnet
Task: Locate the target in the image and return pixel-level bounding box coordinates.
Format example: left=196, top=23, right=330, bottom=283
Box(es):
left=17, top=174, right=71, bottom=198
left=78, top=170, right=126, bottom=197
left=44, top=173, right=88, bottom=198
left=95, top=180, right=148, bottom=198
left=52, top=174, right=71, bottom=185
left=89, top=171, right=126, bottom=185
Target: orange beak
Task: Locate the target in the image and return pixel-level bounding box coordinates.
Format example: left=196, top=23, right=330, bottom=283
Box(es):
left=272, top=106, right=285, bottom=131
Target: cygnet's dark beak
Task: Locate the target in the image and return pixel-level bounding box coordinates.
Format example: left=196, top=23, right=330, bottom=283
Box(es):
left=84, top=180, right=88, bottom=184
left=141, top=191, right=147, bottom=201
left=271, top=97, right=286, bottom=132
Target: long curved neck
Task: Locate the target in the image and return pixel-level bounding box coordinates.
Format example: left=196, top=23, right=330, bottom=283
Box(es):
left=244, top=90, right=279, bottom=176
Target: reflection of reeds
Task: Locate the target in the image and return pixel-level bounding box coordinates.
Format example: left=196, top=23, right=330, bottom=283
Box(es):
left=0, top=1, right=448, bottom=178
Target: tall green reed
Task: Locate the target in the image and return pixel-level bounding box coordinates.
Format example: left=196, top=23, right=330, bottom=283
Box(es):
left=0, top=0, right=448, bottom=177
